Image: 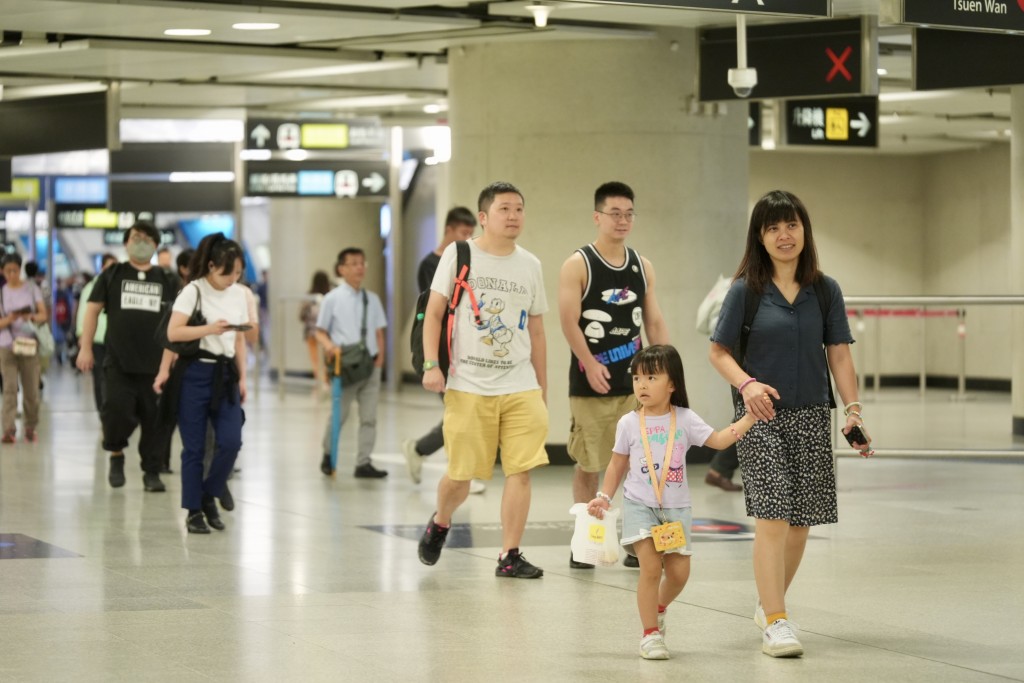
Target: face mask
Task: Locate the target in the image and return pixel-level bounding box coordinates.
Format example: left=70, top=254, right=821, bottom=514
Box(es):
left=127, top=241, right=156, bottom=263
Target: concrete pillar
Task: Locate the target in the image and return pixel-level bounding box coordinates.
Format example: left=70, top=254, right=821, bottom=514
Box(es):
left=447, top=30, right=750, bottom=448
left=1011, top=86, right=1024, bottom=434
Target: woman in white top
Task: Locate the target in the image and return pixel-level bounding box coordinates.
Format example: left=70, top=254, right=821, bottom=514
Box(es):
left=158, top=233, right=248, bottom=534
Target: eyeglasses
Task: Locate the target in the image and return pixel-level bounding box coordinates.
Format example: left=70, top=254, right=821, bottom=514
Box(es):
left=596, top=211, right=636, bottom=222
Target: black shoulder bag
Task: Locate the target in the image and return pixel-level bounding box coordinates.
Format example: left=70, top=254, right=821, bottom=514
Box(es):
left=155, top=283, right=207, bottom=357
left=334, top=290, right=375, bottom=385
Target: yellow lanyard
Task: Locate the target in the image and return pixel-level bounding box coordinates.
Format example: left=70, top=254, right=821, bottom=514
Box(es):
left=639, top=407, right=677, bottom=509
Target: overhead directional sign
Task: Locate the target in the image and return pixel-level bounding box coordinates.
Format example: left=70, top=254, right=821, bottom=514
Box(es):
left=784, top=96, right=878, bottom=148
left=700, top=18, right=875, bottom=101
left=915, top=28, right=1024, bottom=90
left=245, top=161, right=389, bottom=198
left=904, top=0, right=1024, bottom=32
left=245, top=118, right=386, bottom=151
left=563, top=0, right=831, bottom=17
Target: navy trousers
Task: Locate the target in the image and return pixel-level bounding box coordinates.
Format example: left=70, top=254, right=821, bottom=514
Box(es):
left=178, top=361, right=242, bottom=511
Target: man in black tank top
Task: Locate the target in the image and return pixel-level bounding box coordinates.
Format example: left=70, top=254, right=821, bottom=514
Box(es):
left=558, top=182, right=670, bottom=568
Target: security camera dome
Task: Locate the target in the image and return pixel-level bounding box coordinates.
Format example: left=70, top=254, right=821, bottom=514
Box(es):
left=727, top=67, right=758, bottom=99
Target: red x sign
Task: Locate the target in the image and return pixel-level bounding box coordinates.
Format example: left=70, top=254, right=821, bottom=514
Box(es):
left=826, top=46, right=853, bottom=82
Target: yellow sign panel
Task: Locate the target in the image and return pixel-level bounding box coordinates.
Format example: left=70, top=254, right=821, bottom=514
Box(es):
left=825, top=108, right=849, bottom=141
left=301, top=123, right=349, bottom=149
left=0, top=178, right=41, bottom=202
left=83, top=208, right=120, bottom=229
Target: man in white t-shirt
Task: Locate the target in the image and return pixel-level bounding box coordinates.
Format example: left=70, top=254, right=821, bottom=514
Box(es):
left=417, top=181, right=550, bottom=579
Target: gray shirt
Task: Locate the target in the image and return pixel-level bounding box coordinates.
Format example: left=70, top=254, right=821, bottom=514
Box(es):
left=710, top=276, right=854, bottom=409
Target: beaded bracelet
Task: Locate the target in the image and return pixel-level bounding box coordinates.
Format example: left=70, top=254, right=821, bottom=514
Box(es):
left=843, top=401, right=863, bottom=417
left=738, top=377, right=757, bottom=393
left=729, top=426, right=744, bottom=442
left=595, top=491, right=612, bottom=503
left=848, top=410, right=862, bottom=419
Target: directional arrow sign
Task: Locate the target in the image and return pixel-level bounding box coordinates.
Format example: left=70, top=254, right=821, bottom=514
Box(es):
left=783, top=96, right=878, bottom=148
left=361, top=172, right=386, bottom=194
left=250, top=124, right=271, bottom=148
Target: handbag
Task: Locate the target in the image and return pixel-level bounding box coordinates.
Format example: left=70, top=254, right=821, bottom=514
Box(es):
left=29, top=322, right=55, bottom=358
left=155, top=283, right=206, bottom=356
left=327, top=291, right=374, bottom=385
left=13, top=337, right=38, bottom=356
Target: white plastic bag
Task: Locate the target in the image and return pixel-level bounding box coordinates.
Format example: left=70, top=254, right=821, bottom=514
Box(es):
left=569, top=503, right=620, bottom=567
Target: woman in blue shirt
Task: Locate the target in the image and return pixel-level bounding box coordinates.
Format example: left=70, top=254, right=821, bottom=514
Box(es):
left=709, top=190, right=872, bottom=659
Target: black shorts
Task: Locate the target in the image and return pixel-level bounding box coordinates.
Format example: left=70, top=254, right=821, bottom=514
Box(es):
left=735, top=401, right=838, bottom=527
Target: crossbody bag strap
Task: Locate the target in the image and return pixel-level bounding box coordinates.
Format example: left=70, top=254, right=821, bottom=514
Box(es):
left=812, top=278, right=837, bottom=410
left=360, top=289, right=368, bottom=344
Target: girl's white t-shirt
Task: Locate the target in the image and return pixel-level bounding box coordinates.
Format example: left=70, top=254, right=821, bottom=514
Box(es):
left=172, top=278, right=248, bottom=357
left=613, top=407, right=714, bottom=509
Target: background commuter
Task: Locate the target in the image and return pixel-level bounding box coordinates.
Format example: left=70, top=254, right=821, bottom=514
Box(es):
left=300, top=270, right=331, bottom=395
left=0, top=253, right=48, bottom=443
left=75, top=253, right=118, bottom=413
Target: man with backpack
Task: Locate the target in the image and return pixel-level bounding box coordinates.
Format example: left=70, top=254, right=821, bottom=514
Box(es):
left=402, top=207, right=484, bottom=494
left=417, top=182, right=549, bottom=579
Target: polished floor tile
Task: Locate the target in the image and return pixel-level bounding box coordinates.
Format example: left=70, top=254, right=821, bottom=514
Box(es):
left=0, top=369, right=1021, bottom=681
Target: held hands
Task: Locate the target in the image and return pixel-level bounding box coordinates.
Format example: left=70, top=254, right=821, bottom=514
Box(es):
left=742, top=381, right=780, bottom=422
left=587, top=497, right=610, bottom=519
left=422, top=366, right=445, bottom=394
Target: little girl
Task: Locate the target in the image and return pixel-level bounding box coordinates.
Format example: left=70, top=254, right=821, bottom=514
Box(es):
left=588, top=344, right=756, bottom=660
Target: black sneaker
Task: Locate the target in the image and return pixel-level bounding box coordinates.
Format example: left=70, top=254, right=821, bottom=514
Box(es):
left=496, top=550, right=543, bottom=579
left=186, top=512, right=210, bottom=534
left=418, top=514, right=450, bottom=566
left=354, top=463, right=388, bottom=479
left=108, top=455, right=126, bottom=488
left=142, top=472, right=165, bottom=492
left=569, top=551, right=595, bottom=570
left=219, top=484, right=235, bottom=511
left=320, top=454, right=333, bottom=476
left=623, top=554, right=640, bottom=568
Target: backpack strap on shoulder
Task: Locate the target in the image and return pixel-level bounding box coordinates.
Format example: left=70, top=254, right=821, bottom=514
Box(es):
left=446, top=241, right=480, bottom=373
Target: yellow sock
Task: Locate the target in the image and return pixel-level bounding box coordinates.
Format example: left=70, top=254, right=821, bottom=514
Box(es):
left=766, top=611, right=787, bottom=624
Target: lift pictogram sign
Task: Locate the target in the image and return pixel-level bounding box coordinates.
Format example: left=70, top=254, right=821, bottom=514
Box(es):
left=784, top=96, right=878, bottom=148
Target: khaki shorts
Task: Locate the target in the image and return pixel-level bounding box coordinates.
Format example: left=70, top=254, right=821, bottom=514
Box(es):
left=442, top=389, right=550, bottom=481
left=567, top=394, right=637, bottom=473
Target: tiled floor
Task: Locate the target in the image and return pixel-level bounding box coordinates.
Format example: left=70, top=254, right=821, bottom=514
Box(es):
left=1, top=369, right=1022, bottom=681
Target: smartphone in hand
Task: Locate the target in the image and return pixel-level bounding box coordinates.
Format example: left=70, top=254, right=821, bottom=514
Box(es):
left=227, top=324, right=253, bottom=332
left=844, top=424, right=869, bottom=447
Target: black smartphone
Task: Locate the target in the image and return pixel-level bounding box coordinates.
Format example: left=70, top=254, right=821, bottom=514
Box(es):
left=14, top=306, right=32, bottom=315
left=844, top=425, right=869, bottom=447
left=227, top=324, right=253, bottom=332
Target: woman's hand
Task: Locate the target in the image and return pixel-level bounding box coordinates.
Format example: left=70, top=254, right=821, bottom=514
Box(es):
left=742, top=381, right=780, bottom=422
left=153, top=369, right=169, bottom=395
left=842, top=413, right=874, bottom=457
left=239, top=379, right=247, bottom=404
left=208, top=319, right=232, bottom=336
left=587, top=497, right=610, bottom=519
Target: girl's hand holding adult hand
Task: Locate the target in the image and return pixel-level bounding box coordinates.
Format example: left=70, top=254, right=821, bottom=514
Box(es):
left=743, top=381, right=780, bottom=422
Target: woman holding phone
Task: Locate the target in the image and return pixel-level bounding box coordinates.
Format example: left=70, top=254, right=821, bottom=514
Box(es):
left=709, top=190, right=871, bottom=658
left=155, top=233, right=248, bottom=534
left=0, top=253, right=48, bottom=443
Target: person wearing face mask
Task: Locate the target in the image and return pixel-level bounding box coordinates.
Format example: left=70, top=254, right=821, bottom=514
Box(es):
left=77, top=221, right=176, bottom=493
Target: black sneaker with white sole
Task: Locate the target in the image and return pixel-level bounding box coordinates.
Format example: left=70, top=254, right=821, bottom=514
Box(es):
left=418, top=514, right=450, bottom=566
left=496, top=549, right=543, bottom=579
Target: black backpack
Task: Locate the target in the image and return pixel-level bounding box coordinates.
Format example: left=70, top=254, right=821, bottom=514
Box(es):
left=410, top=241, right=480, bottom=378
left=733, top=277, right=836, bottom=409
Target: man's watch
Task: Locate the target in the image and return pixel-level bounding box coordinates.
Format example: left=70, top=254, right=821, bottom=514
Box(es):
left=422, top=360, right=439, bottom=372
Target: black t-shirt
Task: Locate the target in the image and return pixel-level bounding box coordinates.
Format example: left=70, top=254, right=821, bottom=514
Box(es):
left=89, top=262, right=175, bottom=375
left=417, top=251, right=441, bottom=293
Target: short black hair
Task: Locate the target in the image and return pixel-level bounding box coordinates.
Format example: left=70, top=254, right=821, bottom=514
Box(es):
left=337, top=247, right=365, bottom=267
left=477, top=181, right=524, bottom=213
left=125, top=220, right=161, bottom=246
left=594, top=181, right=635, bottom=210
left=101, top=253, right=117, bottom=268
left=1, top=253, right=23, bottom=268
left=176, top=249, right=194, bottom=272
left=445, top=206, right=477, bottom=228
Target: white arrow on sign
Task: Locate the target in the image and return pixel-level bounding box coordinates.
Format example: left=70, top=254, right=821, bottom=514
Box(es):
left=850, top=111, right=871, bottom=138
left=250, top=124, right=270, bottom=148
left=361, top=172, right=386, bottom=193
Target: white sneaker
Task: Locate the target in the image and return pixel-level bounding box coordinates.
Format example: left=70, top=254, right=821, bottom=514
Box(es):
left=762, top=619, right=803, bottom=658
left=469, top=480, right=486, bottom=494
left=754, top=600, right=767, bottom=630
left=402, top=440, right=422, bottom=484
left=639, top=632, right=669, bottom=660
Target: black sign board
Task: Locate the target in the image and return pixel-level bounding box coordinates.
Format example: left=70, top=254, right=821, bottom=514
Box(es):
left=109, top=181, right=234, bottom=213
left=245, top=118, right=387, bottom=151
left=915, top=28, right=1024, bottom=90
left=567, top=0, right=829, bottom=17
left=110, top=143, right=234, bottom=174
left=784, top=96, right=878, bottom=148
left=749, top=102, right=762, bottom=147
left=904, top=0, right=1024, bottom=33
left=0, top=92, right=109, bottom=156
left=700, top=18, right=873, bottom=101
left=0, top=158, right=10, bottom=193
left=245, top=161, right=389, bottom=198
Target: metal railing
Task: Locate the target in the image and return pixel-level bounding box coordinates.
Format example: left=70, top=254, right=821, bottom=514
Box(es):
left=835, top=295, right=1024, bottom=459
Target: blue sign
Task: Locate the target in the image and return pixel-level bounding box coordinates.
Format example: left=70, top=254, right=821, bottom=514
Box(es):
left=54, top=176, right=108, bottom=205
left=296, top=170, right=335, bottom=196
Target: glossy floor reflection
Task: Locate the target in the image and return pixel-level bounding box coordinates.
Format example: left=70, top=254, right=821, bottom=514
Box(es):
left=1, top=369, right=1022, bottom=681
